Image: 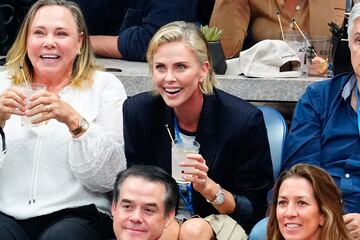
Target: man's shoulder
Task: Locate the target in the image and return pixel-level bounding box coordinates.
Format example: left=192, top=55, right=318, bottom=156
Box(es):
left=306, top=73, right=352, bottom=98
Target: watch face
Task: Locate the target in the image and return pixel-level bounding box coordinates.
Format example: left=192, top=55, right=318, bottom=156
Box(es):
left=216, top=192, right=225, bottom=204
left=80, top=118, right=89, bottom=129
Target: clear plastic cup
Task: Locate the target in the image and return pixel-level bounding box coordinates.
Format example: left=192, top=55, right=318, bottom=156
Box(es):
left=283, top=30, right=307, bottom=74
left=171, top=139, right=200, bottom=183
left=305, top=36, right=332, bottom=77
left=19, top=83, right=46, bottom=127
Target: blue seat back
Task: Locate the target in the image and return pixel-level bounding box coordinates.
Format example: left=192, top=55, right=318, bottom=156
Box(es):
left=258, top=106, right=287, bottom=179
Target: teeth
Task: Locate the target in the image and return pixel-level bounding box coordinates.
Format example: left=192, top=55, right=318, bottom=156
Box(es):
left=285, top=223, right=301, bottom=229
left=41, top=55, right=59, bottom=59
left=165, top=88, right=181, bottom=93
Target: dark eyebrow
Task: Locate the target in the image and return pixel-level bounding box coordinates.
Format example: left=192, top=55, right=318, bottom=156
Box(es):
left=145, top=203, right=158, bottom=208
left=278, top=195, right=309, bottom=199
left=120, top=199, right=132, bottom=204
left=119, top=199, right=159, bottom=208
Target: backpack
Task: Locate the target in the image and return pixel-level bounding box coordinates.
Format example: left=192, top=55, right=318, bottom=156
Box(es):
left=330, top=0, right=354, bottom=75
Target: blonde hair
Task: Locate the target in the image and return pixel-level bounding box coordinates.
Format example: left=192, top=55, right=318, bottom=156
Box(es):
left=267, top=164, right=352, bottom=240
left=5, top=0, right=96, bottom=87
left=146, top=21, right=216, bottom=95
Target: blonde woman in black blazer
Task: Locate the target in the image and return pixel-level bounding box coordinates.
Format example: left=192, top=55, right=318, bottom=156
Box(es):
left=123, top=21, right=273, bottom=240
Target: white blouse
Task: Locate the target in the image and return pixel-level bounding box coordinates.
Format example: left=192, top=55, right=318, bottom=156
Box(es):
left=0, top=70, right=127, bottom=219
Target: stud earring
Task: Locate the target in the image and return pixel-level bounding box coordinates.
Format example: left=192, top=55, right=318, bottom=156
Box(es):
left=76, top=49, right=81, bottom=55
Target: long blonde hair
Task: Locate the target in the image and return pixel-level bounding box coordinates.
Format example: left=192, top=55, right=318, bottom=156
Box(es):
left=5, top=0, right=96, bottom=87
left=146, top=21, right=217, bottom=95
left=267, top=164, right=352, bottom=240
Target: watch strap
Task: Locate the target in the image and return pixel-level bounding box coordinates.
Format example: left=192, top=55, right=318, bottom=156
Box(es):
left=70, top=117, right=89, bottom=137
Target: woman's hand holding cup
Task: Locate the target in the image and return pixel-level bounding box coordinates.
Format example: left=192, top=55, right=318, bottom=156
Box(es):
left=26, top=90, right=81, bottom=129
left=0, top=87, right=27, bottom=127
left=180, top=153, right=210, bottom=191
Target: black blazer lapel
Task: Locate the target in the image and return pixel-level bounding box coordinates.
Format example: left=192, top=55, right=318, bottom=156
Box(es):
left=149, top=103, right=174, bottom=174
left=196, top=93, right=218, bottom=173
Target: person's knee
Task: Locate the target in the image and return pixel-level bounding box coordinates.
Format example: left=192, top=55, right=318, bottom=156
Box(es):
left=248, top=217, right=268, bottom=240
left=179, top=218, right=213, bottom=239
left=40, top=217, right=100, bottom=240
left=0, top=213, right=30, bottom=240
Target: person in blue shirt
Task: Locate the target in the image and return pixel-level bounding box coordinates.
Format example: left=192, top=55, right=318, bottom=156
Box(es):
left=282, top=3, right=360, bottom=239
left=73, top=0, right=197, bottom=61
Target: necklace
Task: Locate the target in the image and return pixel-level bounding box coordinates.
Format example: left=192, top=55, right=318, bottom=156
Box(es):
left=286, top=0, right=306, bottom=28
left=294, top=0, right=305, bottom=12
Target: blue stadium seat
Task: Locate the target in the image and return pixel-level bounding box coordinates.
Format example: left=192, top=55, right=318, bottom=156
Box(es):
left=258, top=106, right=288, bottom=179
left=248, top=106, right=288, bottom=240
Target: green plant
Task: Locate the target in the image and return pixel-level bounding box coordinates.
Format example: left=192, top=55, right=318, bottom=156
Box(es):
left=200, top=25, right=223, bottom=42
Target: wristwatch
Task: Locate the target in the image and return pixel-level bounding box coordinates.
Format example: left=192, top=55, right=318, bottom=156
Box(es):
left=206, top=184, right=225, bottom=205
left=70, top=117, right=89, bottom=137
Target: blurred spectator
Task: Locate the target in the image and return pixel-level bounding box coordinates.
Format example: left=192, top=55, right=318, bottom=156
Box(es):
left=0, top=0, right=34, bottom=55
left=74, top=0, right=197, bottom=61
left=197, top=0, right=215, bottom=26
left=209, top=0, right=345, bottom=58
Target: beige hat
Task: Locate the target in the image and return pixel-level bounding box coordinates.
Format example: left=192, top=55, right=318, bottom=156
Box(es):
left=225, top=40, right=301, bottom=77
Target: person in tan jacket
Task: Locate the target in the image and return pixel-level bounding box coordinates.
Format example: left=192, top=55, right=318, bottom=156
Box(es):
left=210, top=0, right=345, bottom=59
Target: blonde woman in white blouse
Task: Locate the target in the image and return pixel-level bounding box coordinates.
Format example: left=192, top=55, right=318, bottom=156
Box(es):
left=0, top=0, right=126, bottom=239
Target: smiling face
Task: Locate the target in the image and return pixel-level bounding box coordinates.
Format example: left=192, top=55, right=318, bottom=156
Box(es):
left=26, top=5, right=83, bottom=81
left=276, top=177, right=324, bottom=240
left=151, top=40, right=209, bottom=111
left=112, top=176, right=173, bottom=240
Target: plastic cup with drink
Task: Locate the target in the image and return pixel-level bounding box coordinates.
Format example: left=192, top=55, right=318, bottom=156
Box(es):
left=283, top=30, right=307, bottom=74
left=19, top=83, right=46, bottom=127
left=171, top=139, right=200, bottom=183
left=305, top=36, right=332, bottom=77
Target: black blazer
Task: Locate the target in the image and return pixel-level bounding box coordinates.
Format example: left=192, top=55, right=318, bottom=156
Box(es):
left=123, top=88, right=273, bottom=232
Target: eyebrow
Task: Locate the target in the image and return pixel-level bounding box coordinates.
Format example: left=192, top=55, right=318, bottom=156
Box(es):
left=154, top=61, right=189, bottom=65
left=120, top=199, right=132, bottom=204
left=31, top=25, right=68, bottom=31
left=120, top=199, right=159, bottom=208
left=145, top=203, right=158, bottom=208
left=278, top=195, right=309, bottom=199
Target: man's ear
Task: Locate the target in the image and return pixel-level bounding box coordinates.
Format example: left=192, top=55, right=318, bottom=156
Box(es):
left=165, top=209, right=176, bottom=228
left=111, top=201, right=117, bottom=215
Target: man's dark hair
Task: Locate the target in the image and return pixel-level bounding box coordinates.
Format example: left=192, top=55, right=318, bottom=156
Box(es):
left=113, top=165, right=178, bottom=214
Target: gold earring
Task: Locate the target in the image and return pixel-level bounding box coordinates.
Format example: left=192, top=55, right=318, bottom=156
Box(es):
left=76, top=49, right=81, bottom=55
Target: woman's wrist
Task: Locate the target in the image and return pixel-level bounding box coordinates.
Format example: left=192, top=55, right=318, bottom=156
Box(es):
left=201, top=179, right=219, bottom=201
left=69, top=117, right=89, bottom=137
